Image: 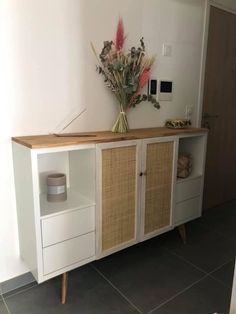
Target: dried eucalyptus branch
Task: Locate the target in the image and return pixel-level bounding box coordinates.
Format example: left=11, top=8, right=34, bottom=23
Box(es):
left=91, top=18, right=160, bottom=132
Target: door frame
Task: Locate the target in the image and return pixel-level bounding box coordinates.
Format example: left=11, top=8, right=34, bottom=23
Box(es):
left=196, top=0, right=236, bottom=127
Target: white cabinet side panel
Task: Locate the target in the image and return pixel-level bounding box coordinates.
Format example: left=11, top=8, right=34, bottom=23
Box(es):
left=12, top=143, right=39, bottom=281
left=69, top=149, right=96, bottom=202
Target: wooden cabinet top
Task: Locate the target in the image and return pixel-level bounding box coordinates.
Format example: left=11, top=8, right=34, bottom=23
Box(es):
left=12, top=127, right=207, bottom=149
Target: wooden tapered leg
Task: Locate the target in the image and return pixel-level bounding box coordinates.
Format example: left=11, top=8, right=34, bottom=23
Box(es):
left=178, top=224, right=187, bottom=244
left=61, top=272, right=68, bottom=304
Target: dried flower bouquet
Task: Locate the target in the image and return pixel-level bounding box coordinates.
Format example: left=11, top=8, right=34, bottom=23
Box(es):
left=91, top=18, right=160, bottom=133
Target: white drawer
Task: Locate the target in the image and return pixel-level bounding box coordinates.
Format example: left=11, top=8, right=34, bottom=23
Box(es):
left=176, top=177, right=202, bottom=203
left=41, top=206, right=95, bottom=247
left=43, top=232, right=95, bottom=275
left=174, top=197, right=201, bottom=225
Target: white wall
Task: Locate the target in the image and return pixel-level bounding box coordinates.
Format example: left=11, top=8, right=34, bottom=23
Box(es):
left=0, top=0, right=29, bottom=282
left=79, top=0, right=206, bottom=130
left=0, top=0, right=206, bottom=282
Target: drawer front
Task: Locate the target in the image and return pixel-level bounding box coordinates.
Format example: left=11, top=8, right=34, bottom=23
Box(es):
left=42, top=206, right=95, bottom=247
left=176, top=177, right=202, bottom=203
left=43, top=232, right=95, bottom=275
left=174, top=197, right=201, bottom=225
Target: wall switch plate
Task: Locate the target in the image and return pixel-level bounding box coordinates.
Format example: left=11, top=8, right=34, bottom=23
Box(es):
left=148, top=79, right=157, bottom=96
left=158, top=80, right=173, bottom=101
left=185, top=105, right=193, bottom=119
left=162, top=44, right=172, bottom=57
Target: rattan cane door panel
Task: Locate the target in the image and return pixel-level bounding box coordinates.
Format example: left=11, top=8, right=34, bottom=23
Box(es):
left=144, top=141, right=174, bottom=235
left=102, top=146, right=136, bottom=251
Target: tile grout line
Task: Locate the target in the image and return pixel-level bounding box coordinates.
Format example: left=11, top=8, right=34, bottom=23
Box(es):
left=90, top=264, right=143, bottom=314
left=208, top=257, right=235, bottom=275
left=162, top=240, right=235, bottom=287
left=148, top=240, right=235, bottom=313
left=207, top=257, right=235, bottom=289
left=3, top=283, right=38, bottom=301
left=1, top=282, right=11, bottom=313
left=197, top=218, right=236, bottom=244
left=147, top=274, right=209, bottom=314
left=161, top=245, right=208, bottom=275
left=208, top=273, right=233, bottom=290
left=1, top=296, right=11, bottom=314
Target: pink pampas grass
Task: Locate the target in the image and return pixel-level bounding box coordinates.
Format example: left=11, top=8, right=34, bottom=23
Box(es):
left=115, top=18, right=125, bottom=51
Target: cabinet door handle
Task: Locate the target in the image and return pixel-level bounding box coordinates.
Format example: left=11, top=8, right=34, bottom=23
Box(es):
left=139, top=171, right=147, bottom=177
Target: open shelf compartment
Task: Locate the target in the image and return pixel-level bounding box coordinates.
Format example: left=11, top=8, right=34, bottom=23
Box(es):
left=177, top=134, right=206, bottom=181
left=37, top=148, right=95, bottom=218
left=40, top=190, right=95, bottom=218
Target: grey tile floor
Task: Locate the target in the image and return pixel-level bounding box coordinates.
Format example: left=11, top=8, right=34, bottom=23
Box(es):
left=1, top=201, right=235, bottom=314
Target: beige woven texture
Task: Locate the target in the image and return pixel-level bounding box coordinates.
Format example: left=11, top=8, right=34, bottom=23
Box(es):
left=102, top=146, right=136, bottom=251
left=144, top=142, right=173, bottom=234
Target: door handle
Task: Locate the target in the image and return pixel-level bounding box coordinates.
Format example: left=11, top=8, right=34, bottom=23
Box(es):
left=202, top=112, right=219, bottom=129
left=139, top=171, right=147, bottom=177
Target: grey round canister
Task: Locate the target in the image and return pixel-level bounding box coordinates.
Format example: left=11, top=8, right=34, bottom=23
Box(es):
left=47, top=173, right=67, bottom=202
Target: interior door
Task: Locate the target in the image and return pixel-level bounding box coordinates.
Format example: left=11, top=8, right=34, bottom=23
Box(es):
left=202, top=6, right=236, bottom=209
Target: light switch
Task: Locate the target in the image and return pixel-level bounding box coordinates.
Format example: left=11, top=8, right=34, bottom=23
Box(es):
left=162, top=44, right=172, bottom=57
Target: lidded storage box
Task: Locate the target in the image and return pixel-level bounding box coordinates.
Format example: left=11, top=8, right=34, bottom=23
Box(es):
left=47, top=173, right=67, bottom=202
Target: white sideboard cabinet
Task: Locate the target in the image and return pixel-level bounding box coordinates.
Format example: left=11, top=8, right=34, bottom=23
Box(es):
left=12, top=128, right=207, bottom=285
